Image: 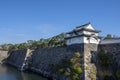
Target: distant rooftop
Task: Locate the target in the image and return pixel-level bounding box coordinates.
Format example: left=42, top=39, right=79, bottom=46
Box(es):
left=104, top=38, right=120, bottom=40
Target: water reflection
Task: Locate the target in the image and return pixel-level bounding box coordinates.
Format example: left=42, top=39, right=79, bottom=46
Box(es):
left=0, top=65, right=48, bottom=80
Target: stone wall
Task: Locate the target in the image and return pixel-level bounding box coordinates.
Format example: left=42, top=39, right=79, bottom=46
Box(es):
left=99, top=43, right=120, bottom=68
left=5, top=43, right=120, bottom=80
left=5, top=44, right=84, bottom=79
left=97, top=43, right=120, bottom=80
left=84, top=43, right=98, bottom=80
left=30, top=44, right=84, bottom=79
left=0, top=50, right=8, bottom=63
left=28, top=43, right=99, bottom=80
left=6, top=49, right=30, bottom=70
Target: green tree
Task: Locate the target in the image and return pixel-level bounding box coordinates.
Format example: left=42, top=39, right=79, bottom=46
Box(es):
left=31, top=41, right=41, bottom=49
left=0, top=44, right=15, bottom=51
left=18, top=43, right=28, bottom=49
left=55, top=52, right=82, bottom=80
left=27, top=40, right=34, bottom=46
left=105, top=34, right=112, bottom=39
left=8, top=44, right=19, bottom=51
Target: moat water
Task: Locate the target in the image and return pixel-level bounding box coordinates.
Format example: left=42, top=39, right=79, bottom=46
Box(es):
left=0, top=64, right=48, bottom=80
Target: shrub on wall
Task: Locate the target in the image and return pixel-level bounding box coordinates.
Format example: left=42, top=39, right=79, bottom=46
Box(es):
left=100, top=70, right=111, bottom=79
left=54, top=52, right=83, bottom=80
left=90, top=66, right=97, bottom=80
left=98, top=49, right=113, bottom=67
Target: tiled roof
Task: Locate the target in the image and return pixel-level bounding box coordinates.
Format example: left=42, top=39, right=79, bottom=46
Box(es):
left=103, top=38, right=120, bottom=40
left=65, top=34, right=101, bottom=39
left=66, top=23, right=101, bottom=34
left=76, top=22, right=90, bottom=28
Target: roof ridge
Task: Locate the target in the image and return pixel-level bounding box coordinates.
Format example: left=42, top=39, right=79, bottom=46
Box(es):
left=76, top=22, right=91, bottom=28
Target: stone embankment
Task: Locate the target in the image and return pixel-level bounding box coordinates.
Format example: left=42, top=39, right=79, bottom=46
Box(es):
left=0, top=50, right=8, bottom=64
left=99, top=43, right=120, bottom=68
left=3, top=43, right=120, bottom=80
left=5, top=49, right=32, bottom=71
left=5, top=44, right=84, bottom=80
left=98, top=43, right=120, bottom=80
left=30, top=44, right=84, bottom=79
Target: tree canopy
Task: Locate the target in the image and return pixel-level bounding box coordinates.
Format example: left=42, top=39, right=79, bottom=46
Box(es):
left=0, top=33, right=66, bottom=51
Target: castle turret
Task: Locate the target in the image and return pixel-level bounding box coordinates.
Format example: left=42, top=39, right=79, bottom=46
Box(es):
left=65, top=23, right=101, bottom=80
left=65, top=23, right=101, bottom=45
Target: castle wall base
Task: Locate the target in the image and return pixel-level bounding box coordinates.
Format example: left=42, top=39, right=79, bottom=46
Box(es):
left=4, top=43, right=120, bottom=80
left=84, top=43, right=98, bottom=80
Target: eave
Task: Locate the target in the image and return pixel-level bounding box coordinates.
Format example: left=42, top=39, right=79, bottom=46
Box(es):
left=66, top=28, right=101, bottom=34
left=65, top=34, right=101, bottom=39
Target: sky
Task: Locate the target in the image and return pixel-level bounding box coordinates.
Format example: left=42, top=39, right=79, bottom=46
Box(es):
left=0, top=0, right=120, bottom=44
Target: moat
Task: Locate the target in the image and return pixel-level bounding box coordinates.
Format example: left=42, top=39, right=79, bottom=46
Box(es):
left=0, top=64, right=48, bottom=80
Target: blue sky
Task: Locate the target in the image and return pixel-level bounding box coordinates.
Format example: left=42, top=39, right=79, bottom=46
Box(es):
left=0, top=0, right=120, bottom=44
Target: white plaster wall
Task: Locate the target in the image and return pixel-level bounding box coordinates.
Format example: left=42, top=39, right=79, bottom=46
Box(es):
left=83, top=31, right=98, bottom=36
left=86, top=24, right=95, bottom=30
left=65, top=31, right=83, bottom=37
left=66, top=36, right=100, bottom=45
left=66, top=37, right=84, bottom=45
left=100, top=39, right=120, bottom=44
left=83, top=37, right=100, bottom=44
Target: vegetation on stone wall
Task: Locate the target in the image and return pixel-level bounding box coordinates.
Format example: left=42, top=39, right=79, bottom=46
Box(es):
left=0, top=33, right=66, bottom=51
left=90, top=66, right=97, bottom=80
left=99, top=70, right=112, bottom=80
left=54, top=52, right=82, bottom=80
left=98, top=49, right=119, bottom=80
left=98, top=49, right=113, bottom=67
left=116, top=69, right=120, bottom=79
